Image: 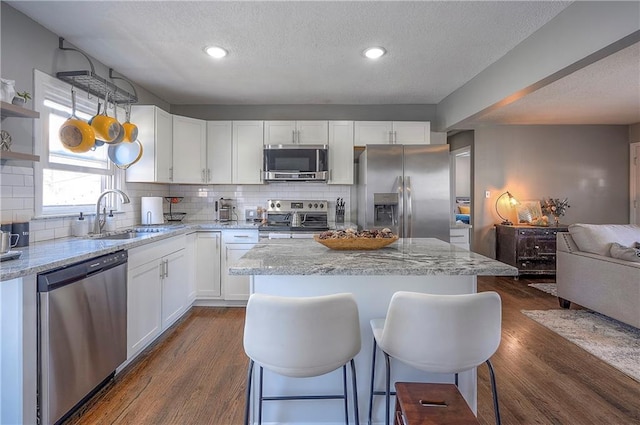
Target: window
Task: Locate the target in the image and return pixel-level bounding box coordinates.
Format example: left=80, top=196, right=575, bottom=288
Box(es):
left=34, top=70, right=123, bottom=216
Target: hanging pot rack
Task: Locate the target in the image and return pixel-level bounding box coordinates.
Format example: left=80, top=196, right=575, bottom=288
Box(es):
left=56, top=37, right=138, bottom=105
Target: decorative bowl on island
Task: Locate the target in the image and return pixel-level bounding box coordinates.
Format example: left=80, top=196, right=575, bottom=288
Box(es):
left=313, top=228, right=399, bottom=250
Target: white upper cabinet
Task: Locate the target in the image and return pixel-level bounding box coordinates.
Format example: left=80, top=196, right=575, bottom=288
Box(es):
left=172, top=115, right=207, bottom=183
left=354, top=121, right=393, bottom=144
left=392, top=121, right=431, bottom=145
left=328, top=121, right=354, bottom=185
left=233, top=121, right=264, bottom=184
left=264, top=120, right=328, bottom=145
left=126, top=105, right=173, bottom=183
left=206, top=121, right=233, bottom=184
left=354, top=121, right=431, bottom=145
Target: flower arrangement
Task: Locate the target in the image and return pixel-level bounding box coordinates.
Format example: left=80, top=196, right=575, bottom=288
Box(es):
left=540, top=197, right=570, bottom=225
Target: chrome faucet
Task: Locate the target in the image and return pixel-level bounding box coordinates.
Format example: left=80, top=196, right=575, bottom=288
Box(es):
left=94, top=189, right=130, bottom=234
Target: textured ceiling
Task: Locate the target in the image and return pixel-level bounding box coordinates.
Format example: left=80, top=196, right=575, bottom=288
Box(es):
left=8, top=1, right=571, bottom=105
left=472, top=42, right=640, bottom=126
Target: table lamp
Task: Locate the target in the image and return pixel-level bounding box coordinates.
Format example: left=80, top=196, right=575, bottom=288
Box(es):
left=495, top=191, right=519, bottom=225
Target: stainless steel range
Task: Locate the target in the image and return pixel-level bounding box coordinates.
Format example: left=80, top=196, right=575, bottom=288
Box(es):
left=260, top=199, right=329, bottom=233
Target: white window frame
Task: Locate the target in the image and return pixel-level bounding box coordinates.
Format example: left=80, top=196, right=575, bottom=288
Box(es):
left=34, top=69, right=125, bottom=217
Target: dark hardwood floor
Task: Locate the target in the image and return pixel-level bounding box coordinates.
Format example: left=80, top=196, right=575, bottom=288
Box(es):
left=66, top=276, right=640, bottom=425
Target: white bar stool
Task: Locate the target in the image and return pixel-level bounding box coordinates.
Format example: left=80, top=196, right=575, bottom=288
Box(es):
left=367, top=291, right=503, bottom=425
left=243, top=293, right=361, bottom=425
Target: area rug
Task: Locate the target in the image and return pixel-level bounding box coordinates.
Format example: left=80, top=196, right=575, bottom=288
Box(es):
left=527, top=282, right=557, bottom=296
left=521, top=309, right=640, bottom=383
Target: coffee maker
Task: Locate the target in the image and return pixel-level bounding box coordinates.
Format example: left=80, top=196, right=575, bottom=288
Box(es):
left=216, top=198, right=234, bottom=222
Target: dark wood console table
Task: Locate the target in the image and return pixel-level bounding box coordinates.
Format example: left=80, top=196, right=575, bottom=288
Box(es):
left=495, top=224, right=569, bottom=277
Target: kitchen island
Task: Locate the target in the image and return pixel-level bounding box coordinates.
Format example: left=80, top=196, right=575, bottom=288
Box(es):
left=229, top=237, right=517, bottom=425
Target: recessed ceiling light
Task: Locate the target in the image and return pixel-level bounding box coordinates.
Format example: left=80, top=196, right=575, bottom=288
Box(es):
left=363, top=47, right=386, bottom=59
left=205, top=46, right=228, bottom=59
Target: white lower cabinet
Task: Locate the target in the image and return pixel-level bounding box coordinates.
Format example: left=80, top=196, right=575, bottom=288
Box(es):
left=127, top=234, right=188, bottom=359
left=221, top=230, right=258, bottom=301
left=195, top=231, right=222, bottom=298
left=160, top=249, right=188, bottom=329
left=450, top=227, right=470, bottom=250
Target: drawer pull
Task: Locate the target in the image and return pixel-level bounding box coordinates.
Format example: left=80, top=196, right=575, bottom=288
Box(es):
left=419, top=399, right=448, bottom=407
left=233, top=235, right=251, bottom=238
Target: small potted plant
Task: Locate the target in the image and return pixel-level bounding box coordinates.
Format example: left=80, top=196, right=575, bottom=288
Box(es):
left=12, top=91, right=31, bottom=106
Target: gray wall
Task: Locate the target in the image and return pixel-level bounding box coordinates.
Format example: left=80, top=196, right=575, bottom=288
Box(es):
left=171, top=104, right=437, bottom=121
left=473, top=125, right=629, bottom=257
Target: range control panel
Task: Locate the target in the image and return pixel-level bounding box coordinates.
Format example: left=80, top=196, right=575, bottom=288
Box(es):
left=266, top=199, right=328, bottom=213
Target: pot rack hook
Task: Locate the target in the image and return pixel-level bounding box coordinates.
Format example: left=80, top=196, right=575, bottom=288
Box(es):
left=59, top=37, right=96, bottom=74
left=109, top=68, right=138, bottom=101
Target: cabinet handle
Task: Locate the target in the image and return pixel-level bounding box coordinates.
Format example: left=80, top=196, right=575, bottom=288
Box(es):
left=201, top=169, right=206, bottom=182
left=169, top=167, right=173, bottom=181
left=164, top=259, right=169, bottom=278
left=159, top=262, right=164, bottom=279
left=207, top=168, right=211, bottom=182
left=233, top=235, right=250, bottom=238
left=393, top=131, right=397, bottom=144
left=259, top=169, right=263, bottom=182
left=388, top=131, right=393, bottom=144
left=292, top=130, right=296, bottom=143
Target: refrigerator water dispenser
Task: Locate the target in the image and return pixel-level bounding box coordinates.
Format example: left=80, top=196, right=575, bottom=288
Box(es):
left=373, top=193, right=398, bottom=227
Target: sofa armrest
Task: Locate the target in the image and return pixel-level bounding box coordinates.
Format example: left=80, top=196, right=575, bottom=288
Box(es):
left=557, top=232, right=579, bottom=253
left=557, top=250, right=640, bottom=328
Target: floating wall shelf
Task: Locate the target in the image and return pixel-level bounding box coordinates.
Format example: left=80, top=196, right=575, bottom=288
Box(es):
left=0, top=151, right=40, bottom=162
left=0, top=101, right=40, bottom=119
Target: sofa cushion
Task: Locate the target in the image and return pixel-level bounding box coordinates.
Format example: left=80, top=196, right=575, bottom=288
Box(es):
left=610, top=242, right=640, bottom=262
left=568, top=224, right=640, bottom=256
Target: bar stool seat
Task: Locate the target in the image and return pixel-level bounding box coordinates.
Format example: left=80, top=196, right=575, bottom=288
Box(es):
left=368, top=291, right=503, bottom=425
left=243, top=292, right=361, bottom=425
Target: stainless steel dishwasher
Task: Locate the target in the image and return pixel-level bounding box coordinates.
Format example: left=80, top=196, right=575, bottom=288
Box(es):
left=37, top=250, right=127, bottom=425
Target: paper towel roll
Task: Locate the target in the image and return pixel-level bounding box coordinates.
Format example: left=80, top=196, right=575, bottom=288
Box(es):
left=141, top=197, right=164, bottom=225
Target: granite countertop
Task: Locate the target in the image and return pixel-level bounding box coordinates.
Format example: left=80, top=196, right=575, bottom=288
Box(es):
left=0, top=221, right=261, bottom=281
left=228, top=238, right=517, bottom=276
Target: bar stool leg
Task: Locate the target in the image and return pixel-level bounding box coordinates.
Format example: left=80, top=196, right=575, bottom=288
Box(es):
left=486, top=360, right=502, bottom=425
left=244, top=360, right=254, bottom=425
left=384, top=352, right=391, bottom=425
left=368, top=339, right=378, bottom=425
left=342, top=365, right=349, bottom=424
left=258, top=366, right=264, bottom=425
left=350, top=358, right=360, bottom=425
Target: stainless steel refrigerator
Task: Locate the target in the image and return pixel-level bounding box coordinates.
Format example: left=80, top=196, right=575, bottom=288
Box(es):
left=357, top=144, right=451, bottom=241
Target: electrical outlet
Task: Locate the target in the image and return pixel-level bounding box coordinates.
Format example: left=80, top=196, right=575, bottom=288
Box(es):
left=485, top=191, right=491, bottom=198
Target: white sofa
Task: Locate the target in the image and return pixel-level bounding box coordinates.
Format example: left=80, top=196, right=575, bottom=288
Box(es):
left=556, top=224, right=640, bottom=329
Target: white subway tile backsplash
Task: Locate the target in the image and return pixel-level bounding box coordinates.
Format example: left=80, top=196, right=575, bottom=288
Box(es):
left=0, top=174, right=25, bottom=186
left=12, top=186, right=33, bottom=198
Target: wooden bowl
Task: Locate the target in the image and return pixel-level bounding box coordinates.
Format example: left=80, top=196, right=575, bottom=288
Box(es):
left=313, top=235, right=399, bottom=250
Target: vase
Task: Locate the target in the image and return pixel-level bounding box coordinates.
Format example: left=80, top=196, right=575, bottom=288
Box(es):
left=553, top=215, right=560, bottom=226
left=0, top=79, right=15, bottom=103
left=11, top=97, right=26, bottom=106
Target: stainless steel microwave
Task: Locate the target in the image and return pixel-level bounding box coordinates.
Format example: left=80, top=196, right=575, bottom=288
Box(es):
left=263, top=144, right=328, bottom=182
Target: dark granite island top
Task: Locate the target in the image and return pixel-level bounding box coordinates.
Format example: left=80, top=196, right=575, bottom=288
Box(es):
left=228, top=237, right=518, bottom=276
